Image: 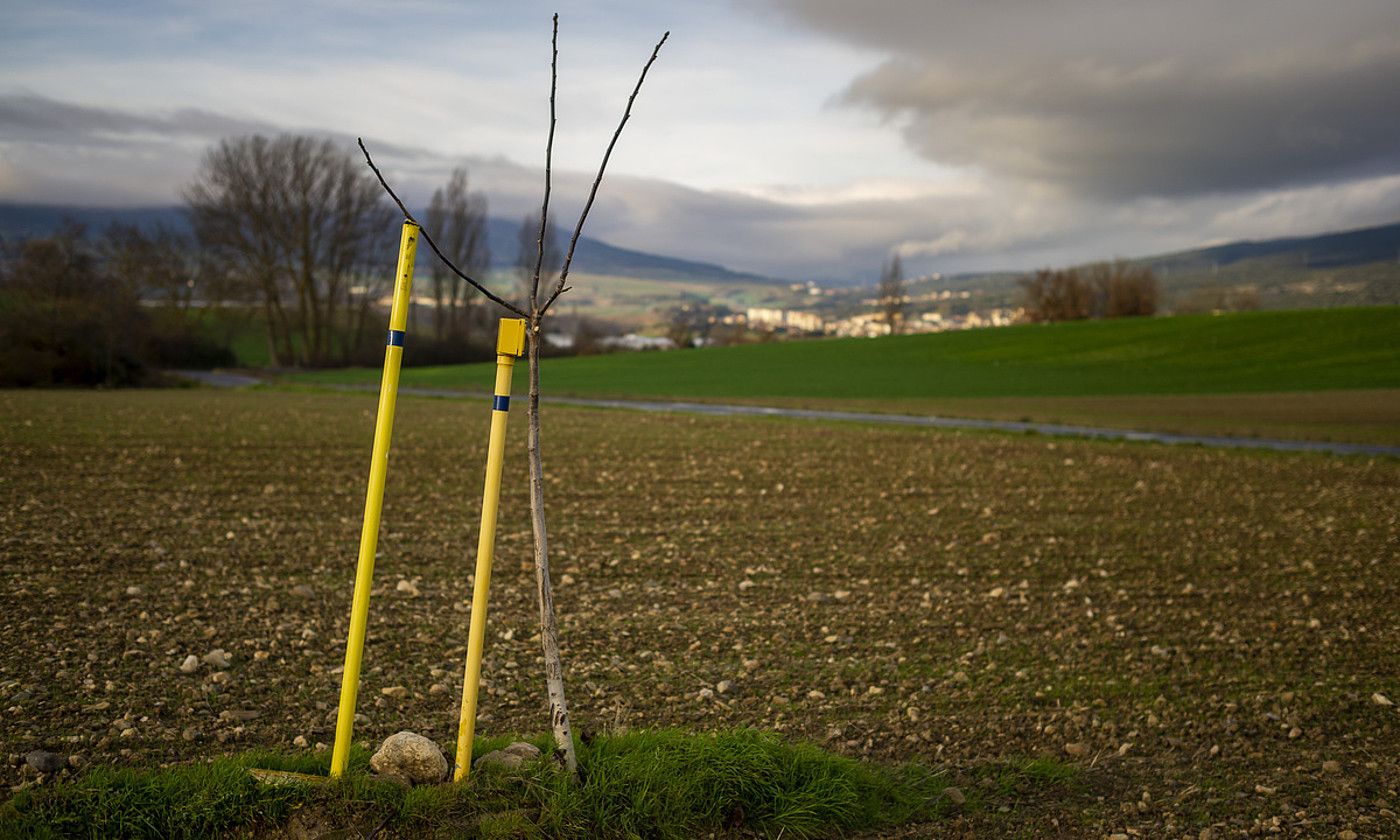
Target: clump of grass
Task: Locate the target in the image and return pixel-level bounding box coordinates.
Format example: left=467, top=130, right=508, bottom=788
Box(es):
left=1, top=730, right=958, bottom=839
left=568, top=728, right=943, bottom=838
left=0, top=755, right=315, bottom=840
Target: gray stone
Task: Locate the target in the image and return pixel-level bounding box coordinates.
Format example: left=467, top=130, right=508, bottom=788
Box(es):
left=25, top=750, right=67, bottom=774
left=502, top=741, right=541, bottom=760
left=219, top=709, right=262, bottom=723
left=474, top=742, right=540, bottom=772
left=290, top=584, right=316, bottom=598
left=369, top=731, right=448, bottom=785
left=716, top=680, right=736, bottom=695
left=179, top=655, right=200, bottom=673
left=202, top=649, right=231, bottom=669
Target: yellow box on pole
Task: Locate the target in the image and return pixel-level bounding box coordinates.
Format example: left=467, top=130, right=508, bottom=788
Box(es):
left=330, top=221, right=419, bottom=779
left=496, top=317, right=527, bottom=357
left=453, top=317, right=527, bottom=782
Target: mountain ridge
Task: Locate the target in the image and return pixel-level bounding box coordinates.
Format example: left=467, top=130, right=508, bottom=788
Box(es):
left=0, top=202, right=786, bottom=286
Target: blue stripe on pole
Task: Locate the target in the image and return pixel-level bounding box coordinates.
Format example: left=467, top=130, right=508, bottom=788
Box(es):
left=386, top=329, right=405, bottom=347
left=493, top=395, right=510, bottom=412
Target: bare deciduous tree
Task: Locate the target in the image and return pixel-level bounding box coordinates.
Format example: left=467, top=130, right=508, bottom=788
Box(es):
left=878, top=253, right=905, bottom=334
left=1020, top=267, right=1092, bottom=322
left=0, top=228, right=154, bottom=386
left=102, top=223, right=202, bottom=311
left=1021, top=261, right=1158, bottom=322
left=1092, top=260, right=1159, bottom=318
left=185, top=135, right=395, bottom=366
left=358, top=16, right=667, bottom=775
left=515, top=211, right=561, bottom=308
left=424, top=169, right=490, bottom=342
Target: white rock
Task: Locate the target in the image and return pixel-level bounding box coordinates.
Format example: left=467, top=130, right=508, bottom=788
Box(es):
left=381, top=686, right=410, bottom=699
left=369, top=731, right=448, bottom=785
left=202, top=649, right=231, bottom=669
left=716, top=680, right=735, bottom=695
left=1372, top=692, right=1394, bottom=707
left=697, top=687, right=715, bottom=700
left=395, top=579, right=420, bottom=597
left=179, top=655, right=200, bottom=674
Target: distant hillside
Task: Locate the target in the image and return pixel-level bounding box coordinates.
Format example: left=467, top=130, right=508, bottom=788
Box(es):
left=479, top=216, right=779, bottom=284
left=1147, top=221, right=1400, bottom=273
left=0, top=204, right=188, bottom=239
left=0, top=202, right=784, bottom=286
left=896, top=221, right=1400, bottom=313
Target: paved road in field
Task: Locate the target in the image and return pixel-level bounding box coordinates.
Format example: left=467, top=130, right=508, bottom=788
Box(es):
left=171, top=369, right=266, bottom=388
left=175, top=371, right=1399, bottom=457
left=389, top=386, right=1399, bottom=458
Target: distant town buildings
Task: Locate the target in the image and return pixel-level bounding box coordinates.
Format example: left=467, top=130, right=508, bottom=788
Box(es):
left=601, top=333, right=677, bottom=351
left=742, top=303, right=1024, bottom=340
left=744, top=307, right=824, bottom=333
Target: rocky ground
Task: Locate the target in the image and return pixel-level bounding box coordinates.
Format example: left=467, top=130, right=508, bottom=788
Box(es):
left=1, top=389, right=1396, bottom=838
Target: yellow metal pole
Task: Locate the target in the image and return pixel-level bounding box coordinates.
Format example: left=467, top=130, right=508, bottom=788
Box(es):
left=330, top=221, right=419, bottom=779
left=453, top=317, right=527, bottom=782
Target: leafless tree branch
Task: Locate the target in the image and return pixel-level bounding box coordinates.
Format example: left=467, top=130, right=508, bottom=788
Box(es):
left=540, top=29, right=669, bottom=316
left=529, top=14, right=560, bottom=314
left=357, top=137, right=526, bottom=317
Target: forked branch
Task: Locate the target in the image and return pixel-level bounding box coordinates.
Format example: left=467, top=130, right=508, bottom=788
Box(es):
left=529, top=15, right=560, bottom=312
left=358, top=138, right=526, bottom=317
left=540, top=29, right=670, bottom=316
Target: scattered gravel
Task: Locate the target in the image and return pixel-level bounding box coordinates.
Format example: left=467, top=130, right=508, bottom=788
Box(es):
left=1, top=391, right=1396, bottom=838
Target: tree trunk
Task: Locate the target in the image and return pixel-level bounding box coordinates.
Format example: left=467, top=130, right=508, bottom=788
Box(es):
left=525, top=325, right=578, bottom=774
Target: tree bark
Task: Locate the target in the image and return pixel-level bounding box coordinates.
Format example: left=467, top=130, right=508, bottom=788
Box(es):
left=525, top=325, right=577, bottom=773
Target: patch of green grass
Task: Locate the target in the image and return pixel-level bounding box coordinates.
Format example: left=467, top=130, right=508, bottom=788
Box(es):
left=569, top=729, right=945, bottom=838
left=0, top=755, right=312, bottom=840
left=0, top=730, right=956, bottom=839
left=286, top=307, right=1400, bottom=399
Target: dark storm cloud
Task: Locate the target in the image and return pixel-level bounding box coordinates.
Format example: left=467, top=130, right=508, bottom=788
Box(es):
left=5, top=93, right=1398, bottom=281
left=0, top=94, right=280, bottom=147
left=0, top=93, right=444, bottom=205
left=764, top=1, right=1400, bottom=198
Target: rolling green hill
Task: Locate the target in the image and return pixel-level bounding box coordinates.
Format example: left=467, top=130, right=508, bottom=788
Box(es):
left=291, top=307, right=1400, bottom=400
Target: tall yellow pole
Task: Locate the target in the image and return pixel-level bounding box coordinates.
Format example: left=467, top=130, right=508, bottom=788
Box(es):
left=330, top=221, right=419, bottom=779
left=453, top=317, right=527, bottom=782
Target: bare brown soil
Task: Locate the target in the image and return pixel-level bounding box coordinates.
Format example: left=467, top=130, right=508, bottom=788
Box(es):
left=632, top=389, right=1400, bottom=447
left=1, top=390, right=1396, bottom=837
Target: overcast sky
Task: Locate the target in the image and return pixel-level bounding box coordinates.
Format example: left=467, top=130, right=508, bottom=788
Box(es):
left=3, top=1, right=1399, bottom=281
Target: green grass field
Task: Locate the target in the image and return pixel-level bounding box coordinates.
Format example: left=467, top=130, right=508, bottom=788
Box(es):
left=286, top=307, right=1400, bottom=445
left=291, top=307, right=1400, bottom=398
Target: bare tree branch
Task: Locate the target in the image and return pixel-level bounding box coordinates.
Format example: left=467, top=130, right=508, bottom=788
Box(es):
left=540, top=29, right=669, bottom=316
left=357, top=137, right=526, bottom=317
left=529, top=14, right=560, bottom=313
